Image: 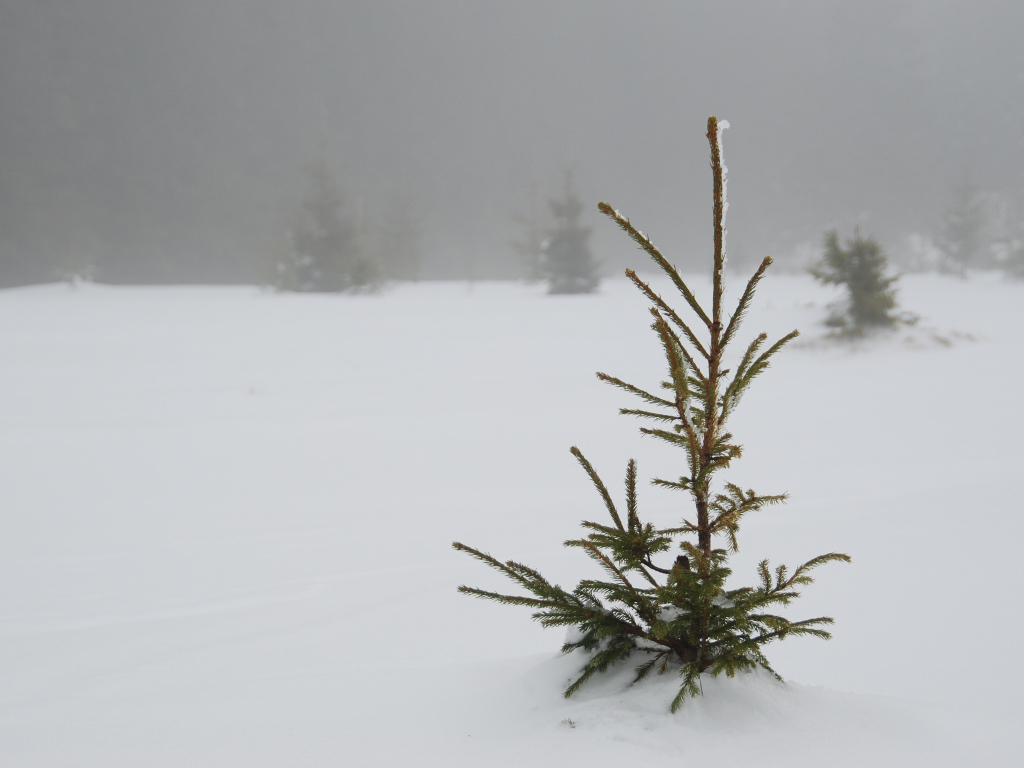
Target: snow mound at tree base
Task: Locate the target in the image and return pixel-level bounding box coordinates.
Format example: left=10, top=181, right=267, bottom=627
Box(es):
left=389, top=652, right=1009, bottom=768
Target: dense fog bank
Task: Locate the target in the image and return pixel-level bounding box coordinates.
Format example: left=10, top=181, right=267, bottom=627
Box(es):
left=2, top=1, right=1023, bottom=286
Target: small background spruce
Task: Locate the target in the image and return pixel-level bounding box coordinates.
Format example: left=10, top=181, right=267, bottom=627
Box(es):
left=377, top=189, right=425, bottom=282
left=993, top=209, right=1024, bottom=280
left=454, top=118, right=849, bottom=712
left=542, top=172, right=600, bottom=294
left=1004, top=244, right=1024, bottom=279
left=510, top=182, right=549, bottom=283
left=811, top=230, right=914, bottom=336
left=267, top=142, right=379, bottom=293
left=936, top=179, right=987, bottom=275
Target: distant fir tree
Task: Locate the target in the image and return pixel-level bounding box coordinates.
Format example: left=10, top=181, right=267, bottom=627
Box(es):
left=997, top=236, right=1024, bottom=280
left=454, top=118, right=849, bottom=712
left=811, top=230, right=912, bottom=335
left=1005, top=246, right=1024, bottom=279
left=991, top=198, right=1024, bottom=280
left=543, top=172, right=599, bottom=294
left=511, top=182, right=548, bottom=282
left=937, top=180, right=987, bottom=275
left=271, top=143, right=378, bottom=292
left=378, top=189, right=425, bottom=281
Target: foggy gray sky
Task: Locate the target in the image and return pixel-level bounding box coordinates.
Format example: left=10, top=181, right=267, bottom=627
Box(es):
left=2, top=0, right=1023, bottom=285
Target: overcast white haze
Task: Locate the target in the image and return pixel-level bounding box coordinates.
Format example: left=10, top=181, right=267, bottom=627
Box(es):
left=2, top=2, right=1024, bottom=766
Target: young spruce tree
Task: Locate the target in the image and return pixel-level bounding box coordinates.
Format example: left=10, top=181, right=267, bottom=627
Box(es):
left=937, top=180, right=987, bottom=275
left=812, top=230, right=911, bottom=335
left=453, top=118, right=849, bottom=712
left=543, top=172, right=600, bottom=294
left=511, top=182, right=549, bottom=283
left=1002, top=240, right=1024, bottom=280
left=378, top=188, right=425, bottom=281
left=272, top=143, right=378, bottom=292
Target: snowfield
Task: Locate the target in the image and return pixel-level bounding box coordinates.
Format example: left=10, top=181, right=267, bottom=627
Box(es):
left=1, top=272, right=1021, bottom=765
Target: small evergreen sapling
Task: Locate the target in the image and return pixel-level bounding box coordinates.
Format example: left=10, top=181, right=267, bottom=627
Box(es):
left=1003, top=241, right=1024, bottom=280
left=511, top=182, right=549, bottom=283
left=543, top=172, right=600, bottom=294
left=453, top=118, right=849, bottom=711
left=992, top=204, right=1024, bottom=280
left=272, top=143, right=379, bottom=292
left=937, top=180, right=987, bottom=274
left=378, top=189, right=425, bottom=281
left=811, top=230, right=912, bottom=335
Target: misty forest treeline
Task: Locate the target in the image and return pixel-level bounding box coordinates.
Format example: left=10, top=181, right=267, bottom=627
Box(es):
left=261, top=154, right=605, bottom=294
left=4, top=2, right=1024, bottom=288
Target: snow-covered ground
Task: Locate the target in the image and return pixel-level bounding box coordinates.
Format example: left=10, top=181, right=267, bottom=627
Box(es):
left=1, top=272, right=1021, bottom=765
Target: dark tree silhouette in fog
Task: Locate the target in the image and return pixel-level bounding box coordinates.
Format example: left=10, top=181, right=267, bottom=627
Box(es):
left=543, top=173, right=599, bottom=294
left=812, top=230, right=912, bottom=335
left=271, top=145, right=378, bottom=292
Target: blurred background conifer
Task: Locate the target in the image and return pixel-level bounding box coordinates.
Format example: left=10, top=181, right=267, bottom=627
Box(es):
left=510, top=182, right=549, bottom=283
left=268, top=143, right=379, bottom=292
left=812, top=230, right=912, bottom=335
left=542, top=172, right=599, bottom=294
left=936, top=180, right=988, bottom=275
left=378, top=189, right=425, bottom=282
